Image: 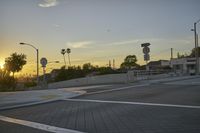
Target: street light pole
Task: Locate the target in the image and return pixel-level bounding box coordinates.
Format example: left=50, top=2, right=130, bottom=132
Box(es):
left=197, top=33, right=199, bottom=75
left=36, top=49, right=39, bottom=84
left=19, top=42, right=39, bottom=85
left=192, top=19, right=200, bottom=75
left=194, top=22, right=198, bottom=75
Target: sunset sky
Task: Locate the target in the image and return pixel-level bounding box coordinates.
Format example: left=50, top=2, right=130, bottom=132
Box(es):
left=0, top=0, right=200, bottom=76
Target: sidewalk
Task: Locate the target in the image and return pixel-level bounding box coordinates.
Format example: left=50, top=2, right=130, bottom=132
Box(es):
left=142, top=75, right=200, bottom=84
left=0, top=85, right=109, bottom=110
left=1, top=76, right=199, bottom=111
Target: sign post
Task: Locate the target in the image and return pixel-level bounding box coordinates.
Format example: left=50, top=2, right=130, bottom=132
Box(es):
left=40, top=58, right=48, bottom=87
left=141, top=43, right=151, bottom=70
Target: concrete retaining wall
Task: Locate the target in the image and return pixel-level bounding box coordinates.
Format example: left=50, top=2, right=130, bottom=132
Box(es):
left=48, top=73, right=128, bottom=89
left=41, top=72, right=173, bottom=89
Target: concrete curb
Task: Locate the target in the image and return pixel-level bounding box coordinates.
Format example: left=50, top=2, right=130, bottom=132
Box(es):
left=144, top=75, right=200, bottom=84
left=0, top=91, right=85, bottom=111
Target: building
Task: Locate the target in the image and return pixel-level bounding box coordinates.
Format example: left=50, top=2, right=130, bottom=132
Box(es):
left=170, top=57, right=200, bottom=75
left=147, top=60, right=170, bottom=70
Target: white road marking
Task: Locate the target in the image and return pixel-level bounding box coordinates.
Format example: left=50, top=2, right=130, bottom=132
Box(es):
left=63, top=99, right=200, bottom=109
left=0, top=115, right=84, bottom=133
left=86, top=84, right=150, bottom=95
left=164, top=82, right=200, bottom=85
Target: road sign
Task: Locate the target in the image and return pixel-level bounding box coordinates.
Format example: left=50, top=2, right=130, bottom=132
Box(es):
left=144, top=54, right=150, bottom=61
left=141, top=43, right=151, bottom=47
left=40, top=58, right=47, bottom=67
left=143, top=46, right=150, bottom=54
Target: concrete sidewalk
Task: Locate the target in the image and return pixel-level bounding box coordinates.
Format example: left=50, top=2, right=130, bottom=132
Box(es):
left=0, top=85, right=109, bottom=110
left=142, top=75, right=200, bottom=84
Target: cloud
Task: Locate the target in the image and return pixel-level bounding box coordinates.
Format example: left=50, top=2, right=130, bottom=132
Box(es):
left=107, top=40, right=140, bottom=46
left=53, top=24, right=60, bottom=28
left=66, top=41, right=94, bottom=48
left=105, top=38, right=163, bottom=46
left=38, top=0, right=59, bottom=8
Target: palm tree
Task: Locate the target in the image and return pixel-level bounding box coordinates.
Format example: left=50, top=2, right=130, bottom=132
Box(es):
left=61, top=49, right=66, bottom=68
left=66, top=48, right=71, bottom=66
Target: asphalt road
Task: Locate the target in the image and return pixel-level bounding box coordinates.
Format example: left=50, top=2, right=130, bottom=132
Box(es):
left=0, top=79, right=200, bottom=133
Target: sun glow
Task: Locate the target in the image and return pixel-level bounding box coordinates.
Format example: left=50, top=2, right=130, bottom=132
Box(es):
left=0, top=61, right=4, bottom=69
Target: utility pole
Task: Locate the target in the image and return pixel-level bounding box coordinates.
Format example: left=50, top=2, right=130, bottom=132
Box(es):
left=191, top=19, right=200, bottom=75
left=197, top=33, right=199, bottom=74
left=194, top=22, right=198, bottom=75
left=170, top=48, right=173, bottom=69
left=109, top=60, right=111, bottom=67
left=113, top=59, right=115, bottom=69
left=170, top=48, right=173, bottom=59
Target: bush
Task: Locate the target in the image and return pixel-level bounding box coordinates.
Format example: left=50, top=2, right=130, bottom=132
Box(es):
left=24, top=81, right=37, bottom=88
left=0, top=75, right=16, bottom=91
left=0, top=69, right=16, bottom=91
left=53, top=65, right=122, bottom=82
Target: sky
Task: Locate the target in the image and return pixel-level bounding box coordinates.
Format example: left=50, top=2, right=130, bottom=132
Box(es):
left=0, top=0, right=200, bottom=76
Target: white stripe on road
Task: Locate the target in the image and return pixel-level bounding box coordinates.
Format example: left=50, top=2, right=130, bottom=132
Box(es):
left=64, top=99, right=200, bottom=109
left=86, top=84, right=150, bottom=95
left=0, top=115, right=84, bottom=133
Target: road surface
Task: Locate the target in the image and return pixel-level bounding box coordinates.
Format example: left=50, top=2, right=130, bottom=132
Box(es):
left=0, top=78, right=200, bottom=133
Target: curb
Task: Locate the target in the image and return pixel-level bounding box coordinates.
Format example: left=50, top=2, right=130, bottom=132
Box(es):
left=0, top=92, right=85, bottom=111
left=146, top=76, right=200, bottom=84
left=159, top=76, right=200, bottom=84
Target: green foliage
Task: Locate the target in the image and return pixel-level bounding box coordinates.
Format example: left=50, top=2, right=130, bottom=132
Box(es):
left=120, top=55, right=139, bottom=70
left=54, top=66, right=85, bottom=82
left=82, top=63, right=95, bottom=72
left=190, top=47, right=200, bottom=57
left=53, top=64, right=120, bottom=82
left=24, top=81, right=37, bottom=88
left=97, top=67, right=117, bottom=75
left=0, top=69, right=16, bottom=91
left=0, top=52, right=27, bottom=91
left=177, top=52, right=188, bottom=58
left=4, top=52, right=27, bottom=78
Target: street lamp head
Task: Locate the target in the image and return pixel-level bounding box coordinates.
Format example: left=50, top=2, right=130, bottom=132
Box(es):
left=191, top=29, right=194, bottom=31
left=19, top=42, right=25, bottom=45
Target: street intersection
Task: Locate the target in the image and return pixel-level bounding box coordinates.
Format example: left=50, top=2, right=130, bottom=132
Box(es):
left=0, top=77, right=200, bottom=133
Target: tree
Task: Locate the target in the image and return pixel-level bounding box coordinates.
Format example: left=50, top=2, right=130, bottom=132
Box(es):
left=54, top=66, right=67, bottom=82
left=120, top=55, right=139, bottom=70
left=177, top=52, right=188, bottom=58
left=0, top=69, right=16, bottom=91
left=61, top=49, right=67, bottom=68
left=82, top=63, right=94, bottom=71
left=54, top=65, right=85, bottom=82
left=4, top=53, right=27, bottom=78
left=190, top=47, right=200, bottom=57
left=98, top=67, right=116, bottom=75
left=66, top=48, right=71, bottom=66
